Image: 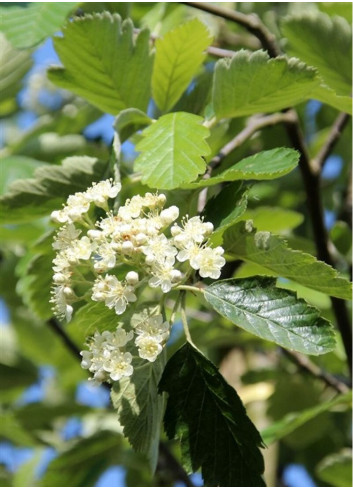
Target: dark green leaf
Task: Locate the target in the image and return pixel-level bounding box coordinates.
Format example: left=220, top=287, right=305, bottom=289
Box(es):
left=204, top=277, right=336, bottom=355
left=48, top=13, right=153, bottom=114
left=213, top=50, right=318, bottom=119
left=159, top=342, right=265, bottom=487
left=203, top=182, right=249, bottom=245
left=135, top=112, right=210, bottom=189
left=111, top=352, right=166, bottom=471
left=152, top=18, right=212, bottom=112
left=223, top=221, right=352, bottom=300
left=0, top=3, right=77, bottom=49
left=183, top=148, right=299, bottom=189
left=0, top=156, right=108, bottom=223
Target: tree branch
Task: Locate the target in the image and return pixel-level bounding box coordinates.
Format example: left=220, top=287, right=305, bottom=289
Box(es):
left=47, top=317, right=82, bottom=361
left=281, top=349, right=350, bottom=394
left=312, top=112, right=350, bottom=173
left=181, top=1, right=280, bottom=57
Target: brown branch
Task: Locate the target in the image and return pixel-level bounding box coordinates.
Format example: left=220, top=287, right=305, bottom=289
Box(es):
left=312, top=112, right=350, bottom=174
left=181, top=1, right=280, bottom=57
left=281, top=349, right=350, bottom=394
left=158, top=442, right=194, bottom=487
left=47, top=317, right=82, bottom=361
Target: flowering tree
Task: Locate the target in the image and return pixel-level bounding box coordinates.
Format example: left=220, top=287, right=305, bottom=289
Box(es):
left=0, top=2, right=352, bottom=487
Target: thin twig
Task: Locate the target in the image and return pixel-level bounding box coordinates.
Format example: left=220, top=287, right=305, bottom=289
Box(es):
left=281, top=349, right=350, bottom=394
left=47, top=317, right=82, bottom=361
left=158, top=442, right=194, bottom=487
left=312, top=112, right=350, bottom=173
left=197, top=112, right=296, bottom=211
left=181, top=1, right=280, bottom=57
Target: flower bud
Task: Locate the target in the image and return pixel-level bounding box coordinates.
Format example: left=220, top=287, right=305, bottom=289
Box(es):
left=126, top=271, right=139, bottom=285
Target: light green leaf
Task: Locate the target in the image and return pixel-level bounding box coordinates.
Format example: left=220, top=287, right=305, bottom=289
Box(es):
left=0, top=3, right=77, bottom=49
left=135, top=112, right=210, bottom=189
left=312, top=84, right=352, bottom=114
left=114, top=108, right=152, bottom=144
left=152, top=18, right=212, bottom=112
left=48, top=13, right=153, bottom=114
left=0, top=156, right=108, bottom=224
left=316, top=448, right=353, bottom=487
left=0, top=33, right=32, bottom=115
left=282, top=12, right=352, bottom=96
left=111, top=353, right=166, bottom=471
left=262, top=391, right=351, bottom=445
left=0, top=156, right=44, bottom=195
left=184, top=148, right=299, bottom=189
left=159, top=342, right=265, bottom=487
left=223, top=221, right=352, bottom=300
left=213, top=50, right=319, bottom=119
left=204, top=277, right=336, bottom=355
left=242, top=207, right=304, bottom=233
left=203, top=182, right=249, bottom=245
left=41, top=431, right=121, bottom=487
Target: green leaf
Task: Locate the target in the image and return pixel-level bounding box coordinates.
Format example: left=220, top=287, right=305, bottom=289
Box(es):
left=135, top=112, right=210, bottom=189
left=262, top=391, right=351, bottom=445
left=41, top=431, right=121, bottom=487
left=316, top=448, right=353, bottom=487
left=0, top=3, right=77, bottom=49
left=282, top=12, right=352, bottom=96
left=0, top=33, right=32, bottom=115
left=48, top=13, right=153, bottom=115
left=0, top=156, right=108, bottom=224
left=204, top=277, right=336, bottom=355
left=114, top=108, right=152, bottom=144
left=312, top=84, right=352, bottom=114
left=184, top=148, right=299, bottom=189
left=213, top=50, right=318, bottom=119
left=203, top=182, right=249, bottom=245
left=152, top=18, right=212, bottom=112
left=223, top=221, right=352, bottom=300
left=159, top=342, right=265, bottom=487
left=0, top=156, right=44, bottom=195
left=111, top=353, right=166, bottom=471
left=242, top=207, right=304, bottom=233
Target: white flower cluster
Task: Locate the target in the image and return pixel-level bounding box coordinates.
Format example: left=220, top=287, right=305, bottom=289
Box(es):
left=80, top=313, right=170, bottom=383
left=50, top=179, right=225, bottom=380
left=50, top=179, right=225, bottom=324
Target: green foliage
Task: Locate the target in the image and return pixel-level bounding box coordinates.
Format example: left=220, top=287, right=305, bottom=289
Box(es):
left=316, top=449, right=353, bottom=487
left=282, top=12, right=352, bottom=96
left=0, top=33, right=32, bottom=116
left=111, top=353, right=166, bottom=471
left=223, top=221, right=352, bottom=300
left=159, top=342, right=265, bottom=487
left=0, top=3, right=77, bottom=48
left=0, top=156, right=108, bottom=223
left=212, top=50, right=318, bottom=119
left=184, top=148, right=299, bottom=188
left=135, top=112, right=210, bottom=189
left=114, top=108, right=152, bottom=144
left=204, top=277, right=336, bottom=355
left=152, top=18, right=212, bottom=112
left=40, top=431, right=122, bottom=487
left=262, top=391, right=351, bottom=445
left=48, top=13, right=153, bottom=115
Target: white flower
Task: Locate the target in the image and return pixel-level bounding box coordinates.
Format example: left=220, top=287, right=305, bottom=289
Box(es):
left=94, top=242, right=116, bottom=270
left=104, top=351, right=133, bottom=381
left=86, top=180, right=121, bottom=207
left=148, top=259, right=180, bottom=293
left=126, top=271, right=139, bottom=285
left=190, top=246, right=225, bottom=279
left=50, top=285, right=74, bottom=321
left=118, top=195, right=144, bottom=220
left=142, top=234, right=177, bottom=265
left=160, top=205, right=179, bottom=225
left=135, top=335, right=163, bottom=362
left=53, top=224, right=81, bottom=250
left=103, top=328, right=133, bottom=350
left=172, top=216, right=213, bottom=249
left=133, top=314, right=170, bottom=342
left=92, top=275, right=136, bottom=315
left=66, top=192, right=91, bottom=221
left=176, top=242, right=202, bottom=264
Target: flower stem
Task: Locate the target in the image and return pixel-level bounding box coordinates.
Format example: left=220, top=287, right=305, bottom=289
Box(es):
left=175, top=284, right=204, bottom=295
left=180, top=292, right=198, bottom=349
